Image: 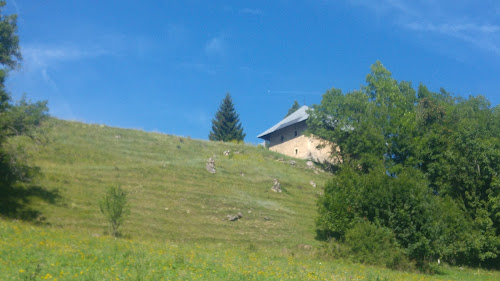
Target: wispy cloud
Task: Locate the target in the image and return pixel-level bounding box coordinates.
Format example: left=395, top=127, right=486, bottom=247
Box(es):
left=404, top=23, right=500, bottom=34
left=12, top=44, right=115, bottom=121
left=179, top=62, right=218, bottom=75
left=18, top=44, right=113, bottom=97
left=404, top=22, right=500, bottom=55
left=10, top=0, right=20, bottom=15
left=22, top=45, right=112, bottom=70
left=346, top=0, right=500, bottom=56
left=205, top=37, right=225, bottom=55
left=224, top=6, right=263, bottom=16
left=183, top=110, right=210, bottom=127
left=239, top=8, right=263, bottom=16
left=40, top=69, right=59, bottom=92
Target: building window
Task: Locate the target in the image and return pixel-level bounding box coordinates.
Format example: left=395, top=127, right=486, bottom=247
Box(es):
left=280, top=135, right=284, bottom=142
left=294, top=130, right=297, bottom=137
left=295, top=148, right=298, bottom=155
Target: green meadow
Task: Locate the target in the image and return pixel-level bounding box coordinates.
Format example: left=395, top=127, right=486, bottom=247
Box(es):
left=1, top=118, right=499, bottom=280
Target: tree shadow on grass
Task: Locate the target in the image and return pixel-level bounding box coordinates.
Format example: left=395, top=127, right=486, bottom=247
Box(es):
left=0, top=183, right=61, bottom=223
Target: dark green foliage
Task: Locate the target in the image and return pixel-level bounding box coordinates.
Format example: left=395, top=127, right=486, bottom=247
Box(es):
left=99, top=186, right=130, bottom=237
left=312, top=61, right=500, bottom=269
left=317, top=166, right=439, bottom=266
left=321, top=220, right=411, bottom=270
left=285, top=100, right=300, bottom=117
left=345, top=221, right=410, bottom=270
left=0, top=95, right=48, bottom=188
left=209, top=93, right=245, bottom=142
left=0, top=1, right=21, bottom=70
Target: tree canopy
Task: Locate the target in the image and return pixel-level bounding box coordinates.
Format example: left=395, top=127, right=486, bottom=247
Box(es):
left=209, top=93, right=245, bottom=142
left=310, top=61, right=500, bottom=269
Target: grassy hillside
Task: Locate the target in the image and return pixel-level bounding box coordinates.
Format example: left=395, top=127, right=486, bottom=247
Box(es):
left=2, top=118, right=499, bottom=280
left=13, top=118, right=331, bottom=247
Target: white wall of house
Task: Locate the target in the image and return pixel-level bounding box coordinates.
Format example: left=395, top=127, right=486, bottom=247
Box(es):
left=267, top=121, right=337, bottom=163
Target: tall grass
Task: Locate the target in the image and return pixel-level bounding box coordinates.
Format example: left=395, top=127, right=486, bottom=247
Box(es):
left=2, top=219, right=498, bottom=280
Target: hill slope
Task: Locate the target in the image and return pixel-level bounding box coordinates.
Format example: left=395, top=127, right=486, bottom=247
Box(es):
left=17, top=118, right=330, bottom=246
left=3, top=118, right=500, bottom=280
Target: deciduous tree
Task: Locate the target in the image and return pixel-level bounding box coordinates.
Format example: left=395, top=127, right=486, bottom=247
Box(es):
left=0, top=1, right=48, bottom=191
left=311, top=61, right=500, bottom=269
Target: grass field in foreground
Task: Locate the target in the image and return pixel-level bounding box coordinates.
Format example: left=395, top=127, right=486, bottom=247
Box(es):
left=2, top=219, right=499, bottom=281
left=1, top=118, right=499, bottom=280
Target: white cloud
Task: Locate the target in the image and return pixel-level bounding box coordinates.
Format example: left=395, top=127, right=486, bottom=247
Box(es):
left=205, top=37, right=225, bottom=55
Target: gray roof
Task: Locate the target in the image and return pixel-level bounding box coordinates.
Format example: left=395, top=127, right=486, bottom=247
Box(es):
left=257, top=105, right=309, bottom=139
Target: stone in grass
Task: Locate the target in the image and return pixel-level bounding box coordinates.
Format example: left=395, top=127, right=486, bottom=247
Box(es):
left=206, top=157, right=216, bottom=174
left=271, top=179, right=282, bottom=193
left=288, top=160, right=296, bottom=166
left=306, top=161, right=314, bottom=168
left=227, top=212, right=243, bottom=221
left=310, top=181, right=317, bottom=188
left=298, top=244, right=313, bottom=250
left=223, top=150, right=231, bottom=156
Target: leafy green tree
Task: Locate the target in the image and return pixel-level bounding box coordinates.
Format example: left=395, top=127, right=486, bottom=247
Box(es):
left=311, top=61, right=500, bottom=269
left=0, top=1, right=48, bottom=190
left=0, top=1, right=21, bottom=71
left=284, top=100, right=300, bottom=117
left=317, top=165, right=440, bottom=267
left=209, top=93, right=245, bottom=142
left=99, top=186, right=130, bottom=237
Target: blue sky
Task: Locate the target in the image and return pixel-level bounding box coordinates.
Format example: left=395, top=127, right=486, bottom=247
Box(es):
left=5, top=0, right=500, bottom=144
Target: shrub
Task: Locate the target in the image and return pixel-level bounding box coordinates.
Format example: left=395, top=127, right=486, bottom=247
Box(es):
left=345, top=221, right=411, bottom=270
left=99, top=186, right=129, bottom=237
left=316, top=165, right=441, bottom=269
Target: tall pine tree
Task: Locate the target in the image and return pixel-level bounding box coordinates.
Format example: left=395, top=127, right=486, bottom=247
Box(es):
left=209, top=93, right=245, bottom=142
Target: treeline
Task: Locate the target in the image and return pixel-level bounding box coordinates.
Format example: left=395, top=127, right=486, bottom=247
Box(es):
left=309, top=61, right=499, bottom=270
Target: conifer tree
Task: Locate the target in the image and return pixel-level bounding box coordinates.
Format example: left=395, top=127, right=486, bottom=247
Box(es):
left=285, top=100, right=300, bottom=117
left=209, top=93, right=245, bottom=142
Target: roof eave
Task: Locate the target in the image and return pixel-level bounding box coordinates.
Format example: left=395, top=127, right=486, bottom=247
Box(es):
left=256, top=105, right=310, bottom=139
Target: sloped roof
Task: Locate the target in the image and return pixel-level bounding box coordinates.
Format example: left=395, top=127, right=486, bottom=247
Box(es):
left=257, top=105, right=309, bottom=140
